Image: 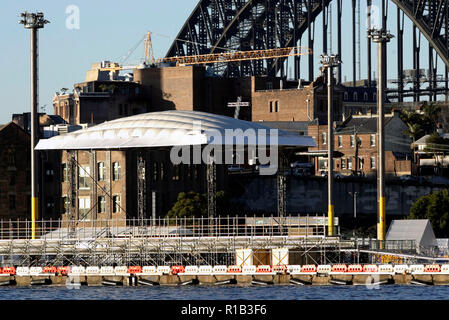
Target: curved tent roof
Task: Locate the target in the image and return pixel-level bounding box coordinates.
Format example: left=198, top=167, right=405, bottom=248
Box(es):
left=36, top=111, right=316, bottom=150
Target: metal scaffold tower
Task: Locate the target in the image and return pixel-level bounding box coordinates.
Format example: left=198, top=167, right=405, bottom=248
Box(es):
left=67, top=151, right=77, bottom=238
left=207, top=154, right=216, bottom=217
left=137, top=155, right=146, bottom=226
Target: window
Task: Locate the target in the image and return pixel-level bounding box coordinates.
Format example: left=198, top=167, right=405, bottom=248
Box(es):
left=267, top=82, right=273, bottom=90
left=98, top=162, right=106, bottom=181
left=373, top=93, right=377, bottom=101
left=353, top=92, right=358, bottom=101
left=344, top=92, right=348, bottom=101
left=338, top=136, right=343, bottom=148
left=9, top=175, right=15, bottom=186
left=348, top=158, right=353, bottom=170
left=78, top=166, right=91, bottom=190
left=61, top=196, right=69, bottom=214
left=9, top=195, right=15, bottom=210
left=160, top=163, right=165, bottom=180
left=269, top=101, right=273, bottom=113
left=341, top=159, right=346, bottom=170
left=62, top=163, right=68, bottom=182
left=98, top=196, right=106, bottom=213
left=364, top=92, right=368, bottom=101
left=350, top=135, right=355, bottom=148
left=113, top=162, right=121, bottom=181
left=370, top=134, right=376, bottom=147
left=78, top=197, right=91, bottom=220
left=371, top=157, right=376, bottom=169
left=275, top=101, right=279, bottom=112
left=113, top=195, right=121, bottom=213
left=359, top=157, right=364, bottom=170
left=322, top=132, right=327, bottom=145
left=118, top=104, right=123, bottom=116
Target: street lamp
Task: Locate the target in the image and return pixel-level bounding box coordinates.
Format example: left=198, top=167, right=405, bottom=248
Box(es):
left=320, top=54, right=342, bottom=237
left=19, top=11, right=50, bottom=240
left=367, top=28, right=394, bottom=243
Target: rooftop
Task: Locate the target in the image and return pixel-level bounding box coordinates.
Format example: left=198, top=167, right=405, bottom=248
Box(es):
left=36, top=110, right=317, bottom=150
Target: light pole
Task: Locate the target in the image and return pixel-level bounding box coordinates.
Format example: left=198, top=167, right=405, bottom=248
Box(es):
left=320, top=54, right=342, bottom=237
left=368, top=28, right=393, bottom=243
left=19, top=12, right=50, bottom=239
left=349, top=191, right=358, bottom=237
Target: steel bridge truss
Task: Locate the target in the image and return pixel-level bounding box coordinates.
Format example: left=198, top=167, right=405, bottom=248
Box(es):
left=167, top=0, right=449, bottom=100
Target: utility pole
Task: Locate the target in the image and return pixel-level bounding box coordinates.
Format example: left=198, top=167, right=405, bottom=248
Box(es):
left=320, top=54, right=342, bottom=237
left=19, top=12, right=50, bottom=240
left=368, top=28, right=393, bottom=243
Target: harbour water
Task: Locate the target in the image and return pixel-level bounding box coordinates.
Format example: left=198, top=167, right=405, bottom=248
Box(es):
left=1, top=285, right=449, bottom=300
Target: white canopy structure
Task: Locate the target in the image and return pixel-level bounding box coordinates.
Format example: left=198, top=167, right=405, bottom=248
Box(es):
left=36, top=110, right=316, bottom=150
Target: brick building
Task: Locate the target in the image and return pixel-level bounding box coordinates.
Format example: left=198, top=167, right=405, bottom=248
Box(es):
left=53, top=80, right=148, bottom=125
left=308, top=111, right=413, bottom=177
left=0, top=122, right=31, bottom=220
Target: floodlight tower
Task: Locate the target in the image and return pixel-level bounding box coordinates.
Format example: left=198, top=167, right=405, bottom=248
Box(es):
left=19, top=12, right=50, bottom=240
left=367, top=28, right=394, bottom=243
left=320, top=54, right=341, bottom=237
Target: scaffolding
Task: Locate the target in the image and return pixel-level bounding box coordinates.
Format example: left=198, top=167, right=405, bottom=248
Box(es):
left=0, top=215, right=357, bottom=267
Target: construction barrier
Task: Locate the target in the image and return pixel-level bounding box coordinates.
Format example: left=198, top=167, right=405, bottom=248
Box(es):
left=227, top=266, right=242, bottom=273
left=114, top=266, right=129, bottom=275
left=347, top=265, right=363, bottom=273
left=331, top=264, right=347, bottom=273
left=184, top=266, right=199, bottom=275
left=317, top=265, right=332, bottom=274
left=409, top=264, right=425, bottom=274
left=100, top=266, right=115, bottom=275
left=301, top=265, right=317, bottom=273
left=424, top=264, right=441, bottom=273
left=393, top=264, right=409, bottom=274
left=71, top=266, right=86, bottom=275
left=171, top=266, right=185, bottom=275
left=272, top=265, right=287, bottom=274
left=142, top=266, right=158, bottom=275
left=16, top=267, right=30, bottom=276
left=287, top=265, right=302, bottom=274
left=242, top=265, right=257, bottom=275
left=128, top=266, right=143, bottom=275
left=198, top=266, right=213, bottom=275
left=86, top=266, right=100, bottom=275
left=378, top=264, right=394, bottom=273
left=29, top=267, right=43, bottom=276
left=57, top=266, right=71, bottom=276
left=256, top=265, right=272, bottom=273
left=2, top=267, right=16, bottom=276
left=43, top=266, right=57, bottom=274
left=157, top=266, right=171, bottom=275
left=213, top=265, right=228, bottom=274
left=363, top=265, right=378, bottom=273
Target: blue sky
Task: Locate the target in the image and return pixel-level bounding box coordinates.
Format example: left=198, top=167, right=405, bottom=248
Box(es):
left=0, top=0, right=444, bottom=124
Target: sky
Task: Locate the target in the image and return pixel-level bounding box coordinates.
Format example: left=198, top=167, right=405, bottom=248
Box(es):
left=0, top=0, right=445, bottom=124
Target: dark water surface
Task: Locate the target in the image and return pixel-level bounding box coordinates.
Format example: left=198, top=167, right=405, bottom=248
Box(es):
left=0, top=285, right=448, bottom=300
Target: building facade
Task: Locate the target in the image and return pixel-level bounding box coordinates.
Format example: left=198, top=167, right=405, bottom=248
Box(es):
left=308, top=111, right=413, bottom=176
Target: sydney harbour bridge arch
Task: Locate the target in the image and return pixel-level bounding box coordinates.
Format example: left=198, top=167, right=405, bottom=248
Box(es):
left=166, top=0, right=449, bottom=102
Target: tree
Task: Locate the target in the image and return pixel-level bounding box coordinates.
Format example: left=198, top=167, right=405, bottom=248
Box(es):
left=409, top=189, right=449, bottom=237
left=166, top=192, right=207, bottom=219
left=166, top=191, right=232, bottom=218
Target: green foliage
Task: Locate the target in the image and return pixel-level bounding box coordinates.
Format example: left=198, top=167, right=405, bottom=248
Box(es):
left=166, top=191, right=232, bottom=218
left=409, top=189, right=449, bottom=237
left=167, top=192, right=207, bottom=219
left=400, top=102, right=442, bottom=141
left=424, top=132, right=449, bottom=153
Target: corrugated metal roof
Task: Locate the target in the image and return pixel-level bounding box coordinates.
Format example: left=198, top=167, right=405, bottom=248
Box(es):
left=35, top=111, right=317, bottom=150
